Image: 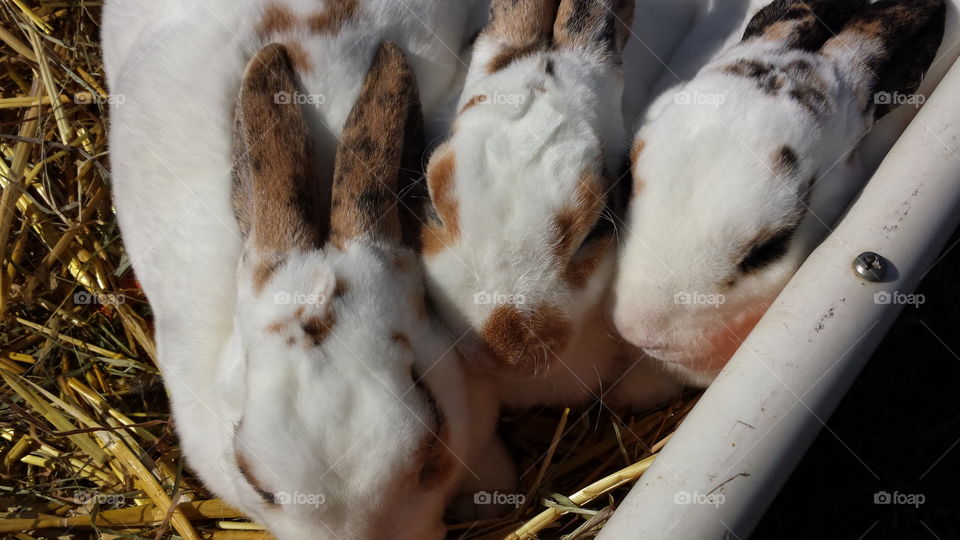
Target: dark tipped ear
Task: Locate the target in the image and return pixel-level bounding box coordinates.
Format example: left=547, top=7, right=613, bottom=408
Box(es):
left=233, top=44, right=324, bottom=254
left=328, top=42, right=426, bottom=250
left=477, top=0, right=557, bottom=74
left=821, top=0, right=946, bottom=119
left=743, top=0, right=867, bottom=50
left=553, top=0, right=635, bottom=59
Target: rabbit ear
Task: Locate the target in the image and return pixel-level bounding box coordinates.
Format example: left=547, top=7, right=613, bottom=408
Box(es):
left=476, top=0, right=557, bottom=73
left=821, top=0, right=945, bottom=119
left=553, top=0, right=635, bottom=59
left=328, top=42, right=426, bottom=250
left=743, top=0, right=867, bottom=50
left=233, top=44, right=325, bottom=255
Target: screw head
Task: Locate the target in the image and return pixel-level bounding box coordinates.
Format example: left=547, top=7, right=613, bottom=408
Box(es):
left=854, top=252, right=887, bottom=282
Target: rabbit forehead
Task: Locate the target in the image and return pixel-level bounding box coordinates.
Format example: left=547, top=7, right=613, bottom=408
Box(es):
left=630, top=91, right=818, bottom=273
left=452, top=96, right=604, bottom=216
left=242, top=243, right=428, bottom=350
left=431, top=128, right=604, bottom=291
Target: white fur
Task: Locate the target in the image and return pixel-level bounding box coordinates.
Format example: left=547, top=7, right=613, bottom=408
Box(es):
left=422, top=1, right=682, bottom=410
left=614, top=0, right=956, bottom=386
left=103, top=1, right=514, bottom=538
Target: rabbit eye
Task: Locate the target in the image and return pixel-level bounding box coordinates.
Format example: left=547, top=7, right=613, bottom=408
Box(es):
left=738, top=226, right=797, bottom=273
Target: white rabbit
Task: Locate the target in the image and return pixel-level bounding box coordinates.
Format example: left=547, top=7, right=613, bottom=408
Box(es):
left=103, top=1, right=514, bottom=539
left=422, top=0, right=630, bottom=404
left=417, top=0, right=681, bottom=410
left=613, top=0, right=948, bottom=387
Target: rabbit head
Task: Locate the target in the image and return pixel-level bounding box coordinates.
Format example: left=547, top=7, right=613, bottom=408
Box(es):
left=614, top=0, right=946, bottom=385
left=421, top=0, right=635, bottom=378
left=226, top=42, right=481, bottom=540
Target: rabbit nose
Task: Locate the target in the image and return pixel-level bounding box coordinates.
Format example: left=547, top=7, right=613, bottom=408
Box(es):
left=476, top=304, right=573, bottom=377
left=614, top=307, right=671, bottom=345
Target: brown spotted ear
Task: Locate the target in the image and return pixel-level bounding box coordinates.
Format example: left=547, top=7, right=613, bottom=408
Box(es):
left=328, top=42, right=425, bottom=250
left=553, top=0, right=635, bottom=58
left=479, top=0, right=557, bottom=73
left=743, top=0, right=867, bottom=50
left=821, top=0, right=946, bottom=119
left=233, top=44, right=324, bottom=254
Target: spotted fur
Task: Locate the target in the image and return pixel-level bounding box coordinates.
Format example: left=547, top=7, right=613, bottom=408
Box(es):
left=421, top=0, right=636, bottom=405
left=614, top=0, right=946, bottom=387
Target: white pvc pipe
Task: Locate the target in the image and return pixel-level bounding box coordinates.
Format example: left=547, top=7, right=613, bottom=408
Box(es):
left=598, top=58, right=960, bottom=539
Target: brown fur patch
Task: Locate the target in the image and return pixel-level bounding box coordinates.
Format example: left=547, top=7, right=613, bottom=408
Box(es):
left=630, top=139, right=646, bottom=196
left=282, top=41, right=312, bottom=73
left=422, top=149, right=461, bottom=257
left=484, top=0, right=555, bottom=73
left=723, top=57, right=829, bottom=114
left=552, top=170, right=605, bottom=260
left=328, top=43, right=423, bottom=249
left=480, top=304, right=572, bottom=374
left=257, top=3, right=297, bottom=37
left=391, top=332, right=412, bottom=349
left=301, top=312, right=336, bottom=346
left=460, top=94, right=488, bottom=113
left=724, top=59, right=784, bottom=95
left=488, top=42, right=548, bottom=73
left=252, top=255, right=285, bottom=293
left=742, top=0, right=865, bottom=51
left=772, top=146, right=800, bottom=176
left=554, top=0, right=634, bottom=55
left=333, top=277, right=348, bottom=299
left=234, top=44, right=322, bottom=254
left=630, top=138, right=646, bottom=166
left=308, top=0, right=359, bottom=34
left=552, top=170, right=611, bottom=288
left=487, top=0, right=556, bottom=45
left=789, top=86, right=828, bottom=116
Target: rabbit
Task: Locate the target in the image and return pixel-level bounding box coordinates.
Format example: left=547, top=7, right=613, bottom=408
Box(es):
left=103, top=1, right=515, bottom=539
left=613, top=0, right=948, bottom=387
left=417, top=0, right=681, bottom=410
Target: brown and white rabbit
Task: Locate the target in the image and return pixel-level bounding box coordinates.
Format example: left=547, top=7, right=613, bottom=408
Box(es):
left=417, top=0, right=682, bottom=409
left=104, top=1, right=514, bottom=539
left=614, top=0, right=948, bottom=386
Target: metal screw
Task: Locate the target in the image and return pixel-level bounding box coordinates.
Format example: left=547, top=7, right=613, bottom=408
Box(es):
left=854, top=252, right=887, bottom=282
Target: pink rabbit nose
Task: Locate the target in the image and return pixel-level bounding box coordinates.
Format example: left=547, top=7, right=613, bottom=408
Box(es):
left=614, top=308, right=672, bottom=348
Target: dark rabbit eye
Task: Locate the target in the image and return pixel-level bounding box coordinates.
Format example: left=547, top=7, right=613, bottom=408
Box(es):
left=738, top=226, right=797, bottom=273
